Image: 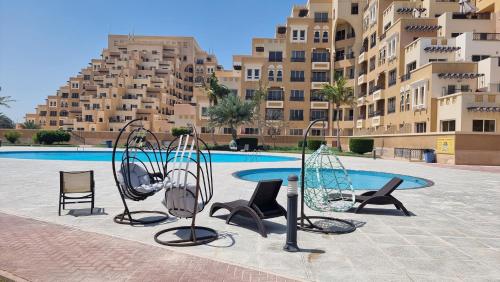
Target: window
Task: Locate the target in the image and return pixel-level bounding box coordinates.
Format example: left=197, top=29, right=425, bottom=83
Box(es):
left=370, top=32, right=377, bottom=48
left=322, top=31, right=329, bottom=43
left=441, top=120, right=456, bottom=132
left=84, top=115, right=93, bottom=122
left=222, top=128, right=233, bottom=135
left=268, top=69, right=275, bottom=81
left=314, top=12, right=328, bottom=23
left=201, top=107, right=209, bottom=117
left=255, top=46, right=264, bottom=52
left=314, top=31, right=320, bottom=43
left=267, top=89, right=284, bottom=101
left=266, top=109, right=284, bottom=120
left=311, top=129, right=324, bottom=136
left=334, top=69, right=344, bottom=79
left=289, top=109, right=304, bottom=121
left=451, top=32, right=462, bottom=38
left=388, top=97, right=396, bottom=113
left=336, top=30, right=346, bottom=41
left=291, top=50, right=305, bottom=62
left=351, top=3, right=359, bottom=14
left=335, top=49, right=345, bottom=61
left=246, top=68, right=260, bottom=80
left=312, top=71, right=329, bottom=82
left=346, top=109, right=354, bottom=121
left=388, top=69, right=397, bottom=86
left=369, top=57, right=376, bottom=71
left=312, top=50, right=330, bottom=62
left=201, top=127, right=214, bottom=134
left=473, top=120, right=495, bottom=132
left=415, top=122, right=426, bottom=133
left=332, top=109, right=343, bottom=121
left=245, top=89, right=255, bottom=100
left=276, top=69, right=283, bottom=81
left=49, top=120, right=57, bottom=126
left=311, top=90, right=327, bottom=101
left=347, top=67, right=355, bottom=79
left=387, top=36, right=397, bottom=59
left=61, top=93, right=69, bottom=98
left=310, top=109, right=328, bottom=121
left=290, top=90, right=304, bottom=101
left=292, top=28, right=306, bottom=42
left=268, top=51, right=283, bottom=62
left=406, top=61, right=416, bottom=73
left=289, top=129, right=303, bottom=136
left=71, top=93, right=79, bottom=99
left=244, top=128, right=259, bottom=135
left=290, top=70, right=305, bottom=82
left=71, top=82, right=79, bottom=89
left=471, top=55, right=489, bottom=62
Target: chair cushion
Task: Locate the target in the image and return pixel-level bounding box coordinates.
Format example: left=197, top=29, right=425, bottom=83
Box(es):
left=163, top=183, right=202, bottom=218
left=117, top=163, right=168, bottom=193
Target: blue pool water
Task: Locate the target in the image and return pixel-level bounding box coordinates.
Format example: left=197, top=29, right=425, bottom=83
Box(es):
left=0, top=151, right=298, bottom=163
left=234, top=168, right=432, bottom=190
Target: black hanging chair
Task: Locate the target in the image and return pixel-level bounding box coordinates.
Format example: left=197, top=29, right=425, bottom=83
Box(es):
left=154, top=126, right=217, bottom=247
left=112, top=119, right=169, bottom=225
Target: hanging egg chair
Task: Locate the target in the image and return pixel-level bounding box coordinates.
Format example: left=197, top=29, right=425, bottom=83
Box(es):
left=298, top=119, right=356, bottom=234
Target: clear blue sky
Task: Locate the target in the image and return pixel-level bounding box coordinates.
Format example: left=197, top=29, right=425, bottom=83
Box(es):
left=0, top=0, right=292, bottom=122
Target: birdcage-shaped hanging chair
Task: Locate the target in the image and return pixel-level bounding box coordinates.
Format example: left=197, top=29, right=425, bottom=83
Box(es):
left=298, top=119, right=356, bottom=234
left=112, top=119, right=169, bottom=225
left=154, top=125, right=217, bottom=247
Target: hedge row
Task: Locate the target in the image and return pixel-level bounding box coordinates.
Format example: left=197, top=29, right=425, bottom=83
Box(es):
left=33, top=130, right=71, bottom=145
left=349, top=138, right=374, bottom=154
left=297, top=140, right=326, bottom=151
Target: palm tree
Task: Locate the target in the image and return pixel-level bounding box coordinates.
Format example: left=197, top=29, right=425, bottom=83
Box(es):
left=21, top=120, right=40, bottom=129
left=0, top=95, right=14, bottom=108
left=251, top=81, right=268, bottom=146
left=208, top=95, right=254, bottom=142
left=0, top=113, right=15, bottom=129
left=317, top=76, right=355, bottom=151
left=204, top=73, right=230, bottom=145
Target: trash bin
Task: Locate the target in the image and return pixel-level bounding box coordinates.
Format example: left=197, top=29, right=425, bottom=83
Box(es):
left=423, top=149, right=436, bottom=163
left=105, top=140, right=113, bottom=148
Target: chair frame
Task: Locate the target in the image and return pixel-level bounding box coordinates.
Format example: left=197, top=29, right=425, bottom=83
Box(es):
left=209, top=179, right=286, bottom=237
left=58, top=170, right=95, bottom=216
left=112, top=119, right=169, bottom=225
left=297, top=119, right=356, bottom=234
left=154, top=126, right=217, bottom=247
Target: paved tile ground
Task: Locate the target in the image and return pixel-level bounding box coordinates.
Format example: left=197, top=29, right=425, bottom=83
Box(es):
left=1, top=147, right=500, bottom=281
left=0, top=212, right=294, bottom=282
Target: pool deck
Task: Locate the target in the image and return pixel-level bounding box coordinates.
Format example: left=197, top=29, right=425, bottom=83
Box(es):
left=1, top=146, right=500, bottom=281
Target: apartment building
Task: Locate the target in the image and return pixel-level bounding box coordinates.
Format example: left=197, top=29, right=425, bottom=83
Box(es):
left=208, top=0, right=499, bottom=140
left=26, top=34, right=219, bottom=132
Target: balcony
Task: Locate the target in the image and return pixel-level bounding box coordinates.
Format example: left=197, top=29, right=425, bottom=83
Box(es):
left=357, top=96, right=366, bottom=104
left=371, top=115, right=384, bottom=127
left=358, top=52, right=366, bottom=64
left=372, top=88, right=383, bottom=100
left=312, top=62, right=330, bottom=70
left=356, top=119, right=365, bottom=129
left=357, top=74, right=367, bottom=85
left=472, top=33, right=500, bottom=41
left=310, top=101, right=329, bottom=109
left=266, top=101, right=284, bottom=108
left=311, top=82, right=327, bottom=89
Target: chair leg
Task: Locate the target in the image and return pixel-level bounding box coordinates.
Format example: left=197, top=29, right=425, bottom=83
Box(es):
left=91, top=194, right=94, bottom=214
left=58, top=195, right=62, bottom=216
left=355, top=201, right=368, bottom=214
left=226, top=207, right=268, bottom=238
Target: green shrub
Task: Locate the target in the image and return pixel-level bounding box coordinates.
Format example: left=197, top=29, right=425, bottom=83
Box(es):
left=297, top=140, right=307, bottom=148
left=34, top=130, right=71, bottom=145
left=4, top=131, right=21, bottom=144
left=236, top=137, right=258, bottom=150
left=171, top=127, right=191, bottom=137
left=307, top=140, right=326, bottom=151
left=349, top=138, right=374, bottom=154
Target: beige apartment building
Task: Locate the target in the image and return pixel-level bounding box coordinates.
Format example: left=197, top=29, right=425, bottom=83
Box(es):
left=26, top=0, right=500, bottom=152
left=26, top=35, right=220, bottom=132
left=194, top=0, right=499, bottom=143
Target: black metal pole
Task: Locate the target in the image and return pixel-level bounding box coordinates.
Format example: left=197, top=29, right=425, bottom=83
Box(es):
left=284, top=174, right=299, bottom=252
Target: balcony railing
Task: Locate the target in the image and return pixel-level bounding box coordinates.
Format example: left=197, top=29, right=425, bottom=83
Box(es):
left=452, top=13, right=490, bottom=20
left=473, top=33, right=500, bottom=41
left=400, top=73, right=411, bottom=82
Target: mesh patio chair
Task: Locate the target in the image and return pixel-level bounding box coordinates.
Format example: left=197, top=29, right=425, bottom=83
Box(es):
left=154, top=126, right=217, bottom=246
left=59, top=170, right=95, bottom=216
left=112, top=119, right=169, bottom=225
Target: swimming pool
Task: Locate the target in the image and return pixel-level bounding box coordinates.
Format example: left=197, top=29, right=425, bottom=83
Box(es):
left=0, top=151, right=298, bottom=163
left=234, top=168, right=432, bottom=190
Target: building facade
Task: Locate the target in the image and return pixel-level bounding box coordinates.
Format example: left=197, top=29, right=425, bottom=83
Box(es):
left=26, top=35, right=220, bottom=132
left=26, top=0, right=500, bottom=140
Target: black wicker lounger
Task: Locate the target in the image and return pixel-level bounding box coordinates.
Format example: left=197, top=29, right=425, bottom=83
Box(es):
left=209, top=179, right=286, bottom=237
left=330, top=177, right=410, bottom=216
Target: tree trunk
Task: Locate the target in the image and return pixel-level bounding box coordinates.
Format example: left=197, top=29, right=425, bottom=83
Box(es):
left=336, top=105, right=342, bottom=151
left=210, top=128, right=218, bottom=146
left=231, top=127, right=238, bottom=142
